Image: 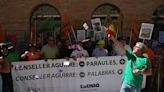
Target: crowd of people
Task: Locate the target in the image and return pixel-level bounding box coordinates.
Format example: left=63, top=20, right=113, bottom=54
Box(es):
left=0, top=34, right=164, bottom=92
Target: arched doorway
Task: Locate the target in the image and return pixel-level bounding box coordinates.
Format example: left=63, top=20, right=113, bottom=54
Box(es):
left=152, top=4, right=164, bottom=41
left=92, top=3, right=121, bottom=24
left=91, top=3, right=122, bottom=40
left=30, top=4, right=61, bottom=45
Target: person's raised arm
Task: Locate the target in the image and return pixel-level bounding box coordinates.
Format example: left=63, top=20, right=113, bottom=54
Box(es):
left=110, top=36, right=126, bottom=55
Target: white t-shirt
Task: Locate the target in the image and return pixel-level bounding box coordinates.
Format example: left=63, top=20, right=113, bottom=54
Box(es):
left=70, top=49, right=89, bottom=58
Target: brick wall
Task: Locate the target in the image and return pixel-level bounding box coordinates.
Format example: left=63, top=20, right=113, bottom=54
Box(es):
left=0, top=0, right=163, bottom=38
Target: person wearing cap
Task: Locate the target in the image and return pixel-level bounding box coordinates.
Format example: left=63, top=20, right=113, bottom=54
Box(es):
left=41, top=36, right=59, bottom=60
left=92, top=40, right=108, bottom=57
left=70, top=41, right=89, bottom=60
left=110, top=36, right=152, bottom=92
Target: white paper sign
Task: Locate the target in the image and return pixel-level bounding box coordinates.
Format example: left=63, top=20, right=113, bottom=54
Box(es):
left=91, top=18, right=104, bottom=40
left=77, top=30, right=86, bottom=41
left=91, top=18, right=102, bottom=32
left=139, top=23, right=154, bottom=40
left=83, top=22, right=89, bottom=30
left=64, top=61, right=70, bottom=66
left=12, top=56, right=126, bottom=92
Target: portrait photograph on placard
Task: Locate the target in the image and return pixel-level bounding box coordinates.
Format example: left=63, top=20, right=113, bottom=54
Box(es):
left=91, top=18, right=103, bottom=32
left=91, top=18, right=104, bottom=40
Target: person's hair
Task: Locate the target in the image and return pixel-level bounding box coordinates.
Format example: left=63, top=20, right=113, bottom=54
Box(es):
left=135, top=42, right=147, bottom=51
left=117, top=37, right=126, bottom=41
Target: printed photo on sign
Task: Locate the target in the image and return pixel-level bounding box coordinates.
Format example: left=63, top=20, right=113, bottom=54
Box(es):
left=139, top=23, right=154, bottom=40
left=91, top=18, right=104, bottom=40
left=83, top=22, right=89, bottom=30
left=91, top=18, right=102, bottom=32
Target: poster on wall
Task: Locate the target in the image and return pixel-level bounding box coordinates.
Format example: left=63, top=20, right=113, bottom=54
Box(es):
left=159, top=31, right=164, bottom=43
left=139, top=23, right=154, bottom=40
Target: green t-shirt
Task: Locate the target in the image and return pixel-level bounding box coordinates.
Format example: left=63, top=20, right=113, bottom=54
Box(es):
left=122, top=50, right=151, bottom=88
left=41, top=44, right=59, bottom=59
left=7, top=52, right=20, bottom=63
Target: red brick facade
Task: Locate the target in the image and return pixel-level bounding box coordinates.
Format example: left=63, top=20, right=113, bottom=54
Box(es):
left=0, top=0, right=163, bottom=39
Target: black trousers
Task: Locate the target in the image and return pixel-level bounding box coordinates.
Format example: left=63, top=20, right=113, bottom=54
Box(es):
left=1, top=72, right=13, bottom=92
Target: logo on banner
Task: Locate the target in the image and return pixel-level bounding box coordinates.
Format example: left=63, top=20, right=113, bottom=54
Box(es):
left=117, top=69, right=123, bottom=75
left=80, top=83, right=100, bottom=89
left=79, top=61, right=85, bottom=67
left=119, top=59, right=125, bottom=65
left=79, top=72, right=85, bottom=78
left=28, top=87, right=41, bottom=92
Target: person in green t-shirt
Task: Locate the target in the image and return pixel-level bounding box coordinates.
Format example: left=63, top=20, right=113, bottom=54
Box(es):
left=41, top=36, right=59, bottom=60
left=110, top=36, right=152, bottom=92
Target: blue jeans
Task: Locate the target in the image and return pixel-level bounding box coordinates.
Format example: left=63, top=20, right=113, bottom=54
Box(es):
left=120, top=81, right=141, bottom=92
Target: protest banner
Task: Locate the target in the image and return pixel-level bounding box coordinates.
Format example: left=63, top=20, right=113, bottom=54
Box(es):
left=12, top=56, right=126, bottom=92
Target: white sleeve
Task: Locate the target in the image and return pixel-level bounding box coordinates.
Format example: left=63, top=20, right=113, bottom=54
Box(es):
left=70, top=51, right=76, bottom=57
left=84, top=50, right=89, bottom=57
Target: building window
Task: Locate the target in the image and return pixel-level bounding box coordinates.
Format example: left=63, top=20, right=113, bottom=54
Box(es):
left=92, top=4, right=120, bottom=24
left=91, top=3, right=122, bottom=39
left=153, top=5, right=164, bottom=24
left=30, top=4, right=61, bottom=44
left=152, top=5, right=164, bottom=40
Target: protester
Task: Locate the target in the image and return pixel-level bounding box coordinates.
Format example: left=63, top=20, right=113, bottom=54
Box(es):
left=110, top=36, right=152, bottom=92
left=143, top=47, right=154, bottom=63
left=57, top=39, right=73, bottom=59
left=151, top=40, right=159, bottom=51
left=0, top=43, right=14, bottom=92
left=21, top=45, right=41, bottom=61
left=70, top=41, right=89, bottom=60
left=82, top=38, right=94, bottom=57
left=35, top=37, right=42, bottom=50
left=41, top=36, right=59, bottom=60
left=92, top=39, right=108, bottom=57
left=142, top=45, right=154, bottom=92
left=152, top=44, right=164, bottom=91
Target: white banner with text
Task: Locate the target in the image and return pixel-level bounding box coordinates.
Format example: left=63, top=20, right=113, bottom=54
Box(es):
left=12, top=56, right=126, bottom=92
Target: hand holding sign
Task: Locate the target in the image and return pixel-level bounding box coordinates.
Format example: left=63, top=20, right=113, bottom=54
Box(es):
left=83, top=22, right=89, bottom=30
